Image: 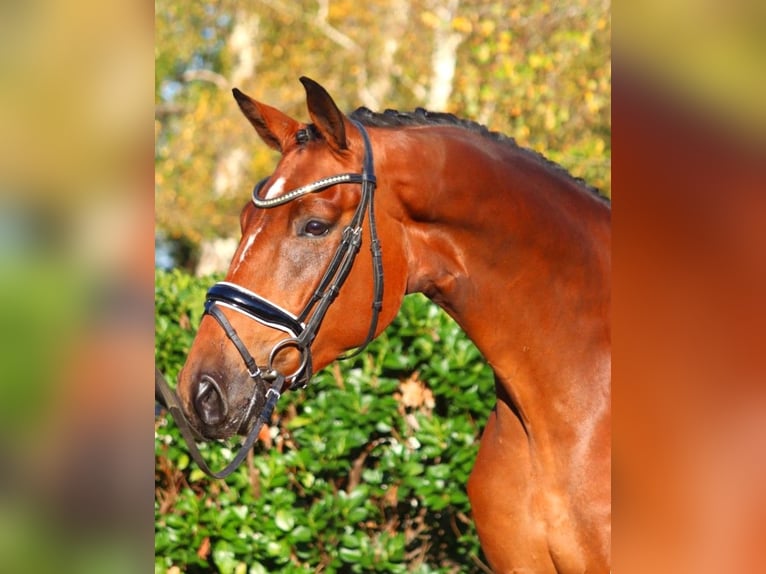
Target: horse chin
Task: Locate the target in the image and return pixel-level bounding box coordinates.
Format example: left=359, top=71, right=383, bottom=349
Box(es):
left=236, top=378, right=270, bottom=434
left=235, top=393, right=267, bottom=436
left=197, top=421, right=241, bottom=441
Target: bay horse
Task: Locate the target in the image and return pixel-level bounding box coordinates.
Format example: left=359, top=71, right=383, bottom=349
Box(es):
left=173, top=77, right=611, bottom=573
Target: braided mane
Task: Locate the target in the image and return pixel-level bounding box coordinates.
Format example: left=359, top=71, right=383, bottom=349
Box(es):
left=349, top=106, right=608, bottom=203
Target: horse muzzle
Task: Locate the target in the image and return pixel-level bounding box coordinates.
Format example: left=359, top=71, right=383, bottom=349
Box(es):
left=171, top=282, right=313, bottom=443
left=156, top=364, right=284, bottom=479
left=182, top=368, right=268, bottom=440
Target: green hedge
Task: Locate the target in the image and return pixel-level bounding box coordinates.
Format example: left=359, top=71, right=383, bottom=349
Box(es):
left=155, top=269, right=495, bottom=573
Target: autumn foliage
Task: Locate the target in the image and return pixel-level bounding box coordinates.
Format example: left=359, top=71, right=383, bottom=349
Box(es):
left=155, top=0, right=610, bottom=254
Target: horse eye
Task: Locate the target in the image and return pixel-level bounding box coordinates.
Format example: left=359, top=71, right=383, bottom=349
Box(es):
left=303, top=220, right=330, bottom=237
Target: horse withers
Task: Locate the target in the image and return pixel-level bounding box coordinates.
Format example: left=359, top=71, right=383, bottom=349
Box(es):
left=174, top=77, right=611, bottom=573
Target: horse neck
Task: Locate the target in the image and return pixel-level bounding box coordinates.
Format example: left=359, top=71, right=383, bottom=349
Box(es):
left=379, top=126, right=611, bottom=431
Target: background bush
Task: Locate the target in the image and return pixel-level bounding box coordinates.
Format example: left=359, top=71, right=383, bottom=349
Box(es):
left=155, top=269, right=496, bottom=573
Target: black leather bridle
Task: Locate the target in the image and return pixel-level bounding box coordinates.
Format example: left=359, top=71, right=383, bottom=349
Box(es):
left=156, top=120, right=383, bottom=478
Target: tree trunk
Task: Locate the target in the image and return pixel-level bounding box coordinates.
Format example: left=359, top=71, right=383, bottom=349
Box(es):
left=213, top=11, right=261, bottom=199
left=426, top=0, right=464, bottom=110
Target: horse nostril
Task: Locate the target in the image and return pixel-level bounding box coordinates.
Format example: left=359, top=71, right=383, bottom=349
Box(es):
left=192, top=374, right=229, bottom=426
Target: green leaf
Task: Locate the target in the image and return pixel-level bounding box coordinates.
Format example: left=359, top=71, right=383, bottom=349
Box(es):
left=347, top=506, right=368, bottom=523
left=212, top=541, right=237, bottom=574
left=274, top=508, right=295, bottom=532
left=286, top=415, right=313, bottom=429
left=290, top=525, right=313, bottom=543
left=339, top=546, right=363, bottom=563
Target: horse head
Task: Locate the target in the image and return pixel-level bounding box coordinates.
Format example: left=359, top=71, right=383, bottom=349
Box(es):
left=176, top=78, right=407, bottom=440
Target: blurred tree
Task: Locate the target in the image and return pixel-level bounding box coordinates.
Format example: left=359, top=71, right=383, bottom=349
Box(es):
left=155, top=0, right=610, bottom=271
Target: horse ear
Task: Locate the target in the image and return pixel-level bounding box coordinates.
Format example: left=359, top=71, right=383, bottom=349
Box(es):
left=299, top=77, right=348, bottom=151
left=232, top=88, right=300, bottom=152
